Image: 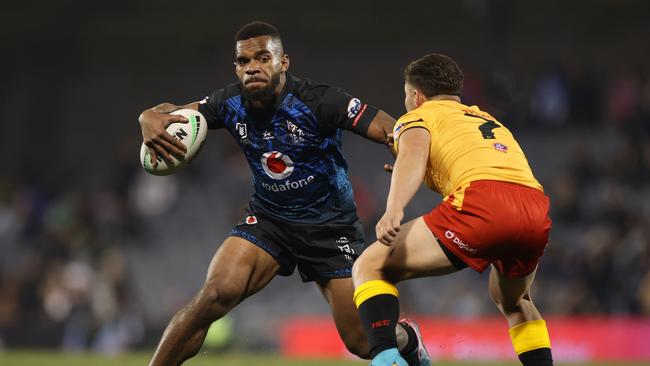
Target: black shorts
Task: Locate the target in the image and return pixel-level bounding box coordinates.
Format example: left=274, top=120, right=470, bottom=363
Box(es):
left=228, top=209, right=366, bottom=282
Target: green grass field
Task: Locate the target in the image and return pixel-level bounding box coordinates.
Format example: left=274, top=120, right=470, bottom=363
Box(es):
left=0, top=351, right=646, bottom=366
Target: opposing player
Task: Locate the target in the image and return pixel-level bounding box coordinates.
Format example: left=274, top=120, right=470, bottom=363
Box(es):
left=138, top=22, right=429, bottom=366
left=352, top=54, right=553, bottom=366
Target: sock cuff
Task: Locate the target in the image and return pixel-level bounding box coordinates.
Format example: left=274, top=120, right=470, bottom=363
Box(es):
left=509, top=319, right=551, bottom=355
left=354, top=280, right=399, bottom=308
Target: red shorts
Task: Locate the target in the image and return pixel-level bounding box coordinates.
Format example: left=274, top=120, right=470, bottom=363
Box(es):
left=423, top=180, right=552, bottom=277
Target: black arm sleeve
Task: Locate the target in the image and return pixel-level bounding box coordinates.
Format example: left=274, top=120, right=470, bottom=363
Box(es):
left=316, top=87, right=379, bottom=137
left=197, top=89, right=226, bottom=129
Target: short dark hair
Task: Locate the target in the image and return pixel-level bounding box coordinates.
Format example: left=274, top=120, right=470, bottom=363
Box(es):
left=235, top=21, right=282, bottom=43
left=404, top=54, right=463, bottom=97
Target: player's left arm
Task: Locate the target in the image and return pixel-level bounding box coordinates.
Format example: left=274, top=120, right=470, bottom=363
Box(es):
left=376, top=127, right=430, bottom=245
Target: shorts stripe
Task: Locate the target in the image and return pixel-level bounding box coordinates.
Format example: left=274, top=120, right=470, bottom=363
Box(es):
left=320, top=268, right=352, bottom=279
left=445, top=182, right=471, bottom=210
left=229, top=229, right=280, bottom=258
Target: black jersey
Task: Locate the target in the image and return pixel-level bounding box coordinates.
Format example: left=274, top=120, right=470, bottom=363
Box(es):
left=198, top=73, right=378, bottom=224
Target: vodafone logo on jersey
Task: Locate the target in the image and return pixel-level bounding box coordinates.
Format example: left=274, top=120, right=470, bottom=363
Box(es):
left=261, top=151, right=294, bottom=180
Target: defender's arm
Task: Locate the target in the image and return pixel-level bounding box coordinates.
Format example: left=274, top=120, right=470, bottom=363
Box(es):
left=376, top=127, right=430, bottom=245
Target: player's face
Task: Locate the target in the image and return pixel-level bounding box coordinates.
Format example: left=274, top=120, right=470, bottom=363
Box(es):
left=404, top=82, right=419, bottom=112
left=235, top=36, right=289, bottom=101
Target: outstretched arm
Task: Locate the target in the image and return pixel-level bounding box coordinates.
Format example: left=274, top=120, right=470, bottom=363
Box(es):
left=138, top=101, right=200, bottom=165
left=375, top=127, right=430, bottom=245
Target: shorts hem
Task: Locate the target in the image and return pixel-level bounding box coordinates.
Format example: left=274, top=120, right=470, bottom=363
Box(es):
left=300, top=268, right=352, bottom=283
left=228, top=229, right=294, bottom=276
left=229, top=229, right=280, bottom=258
left=319, top=268, right=352, bottom=279
left=422, top=214, right=487, bottom=274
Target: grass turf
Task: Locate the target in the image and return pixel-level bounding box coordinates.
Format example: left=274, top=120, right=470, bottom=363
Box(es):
left=0, top=351, right=646, bottom=366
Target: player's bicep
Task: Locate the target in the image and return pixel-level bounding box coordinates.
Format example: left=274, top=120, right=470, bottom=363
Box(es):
left=317, top=87, right=378, bottom=136
left=396, top=127, right=430, bottom=162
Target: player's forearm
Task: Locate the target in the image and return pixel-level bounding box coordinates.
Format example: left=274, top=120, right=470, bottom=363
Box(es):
left=150, top=102, right=199, bottom=114
left=150, top=103, right=183, bottom=114
left=140, top=102, right=199, bottom=123
left=385, top=148, right=427, bottom=213
left=365, top=110, right=396, bottom=146
left=139, top=103, right=179, bottom=123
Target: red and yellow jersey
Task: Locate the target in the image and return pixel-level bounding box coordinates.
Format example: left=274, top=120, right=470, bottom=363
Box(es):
left=393, top=100, right=542, bottom=207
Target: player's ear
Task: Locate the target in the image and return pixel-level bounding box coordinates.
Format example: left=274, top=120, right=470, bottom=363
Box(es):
left=281, top=54, right=290, bottom=71
left=415, top=89, right=426, bottom=108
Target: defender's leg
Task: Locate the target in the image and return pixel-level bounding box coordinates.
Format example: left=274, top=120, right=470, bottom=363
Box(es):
left=489, top=266, right=552, bottom=366
left=353, top=217, right=458, bottom=365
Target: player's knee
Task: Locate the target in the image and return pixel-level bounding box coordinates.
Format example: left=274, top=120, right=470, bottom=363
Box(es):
left=195, top=279, right=243, bottom=319
left=352, top=249, right=382, bottom=283
left=351, top=254, right=366, bottom=281
left=492, top=294, right=527, bottom=316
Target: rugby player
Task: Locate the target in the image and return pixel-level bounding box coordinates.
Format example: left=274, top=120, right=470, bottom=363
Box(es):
left=352, top=54, right=553, bottom=366
left=138, top=22, right=429, bottom=366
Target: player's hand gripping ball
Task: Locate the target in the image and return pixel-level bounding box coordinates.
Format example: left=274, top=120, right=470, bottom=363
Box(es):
left=140, top=109, right=207, bottom=176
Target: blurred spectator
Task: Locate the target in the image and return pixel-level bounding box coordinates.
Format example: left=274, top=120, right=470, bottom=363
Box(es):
left=530, top=68, right=570, bottom=126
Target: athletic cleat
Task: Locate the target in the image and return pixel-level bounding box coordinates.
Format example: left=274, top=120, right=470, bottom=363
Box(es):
left=370, top=348, right=408, bottom=366
left=399, top=318, right=432, bottom=366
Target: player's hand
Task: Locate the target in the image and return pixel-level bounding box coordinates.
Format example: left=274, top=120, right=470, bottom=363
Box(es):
left=376, top=209, right=404, bottom=246
left=385, top=132, right=396, bottom=173
left=139, top=110, right=188, bottom=166
left=386, top=133, right=394, bottom=147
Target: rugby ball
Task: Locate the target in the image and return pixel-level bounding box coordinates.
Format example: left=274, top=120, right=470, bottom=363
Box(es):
left=140, top=109, right=207, bottom=176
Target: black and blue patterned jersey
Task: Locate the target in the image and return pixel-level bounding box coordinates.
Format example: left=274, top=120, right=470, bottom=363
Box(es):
left=198, top=73, right=378, bottom=224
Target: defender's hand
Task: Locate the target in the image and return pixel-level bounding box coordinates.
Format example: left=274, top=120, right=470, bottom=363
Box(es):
left=376, top=209, right=404, bottom=245
left=139, top=110, right=188, bottom=165
left=384, top=163, right=394, bottom=173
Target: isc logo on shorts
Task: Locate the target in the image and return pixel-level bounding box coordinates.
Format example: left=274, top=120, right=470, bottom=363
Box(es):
left=445, top=230, right=477, bottom=254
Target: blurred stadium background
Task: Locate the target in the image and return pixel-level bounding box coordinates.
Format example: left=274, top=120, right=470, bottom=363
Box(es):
left=1, top=0, right=650, bottom=364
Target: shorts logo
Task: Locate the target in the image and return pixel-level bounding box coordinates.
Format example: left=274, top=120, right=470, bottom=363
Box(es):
left=336, top=238, right=355, bottom=261
left=245, top=215, right=258, bottom=225
left=336, top=236, right=350, bottom=245
left=347, top=98, right=362, bottom=118
left=444, top=230, right=477, bottom=254
left=236, top=122, right=247, bottom=139
left=261, top=151, right=294, bottom=180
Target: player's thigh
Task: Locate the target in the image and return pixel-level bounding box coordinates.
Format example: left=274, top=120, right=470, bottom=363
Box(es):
left=356, top=216, right=458, bottom=284
left=203, top=236, right=280, bottom=303
left=488, top=264, right=537, bottom=308
left=316, top=277, right=367, bottom=354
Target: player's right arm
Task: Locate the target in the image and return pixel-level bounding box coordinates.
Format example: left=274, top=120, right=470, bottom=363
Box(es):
left=138, top=102, right=199, bottom=165
left=376, top=124, right=431, bottom=245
